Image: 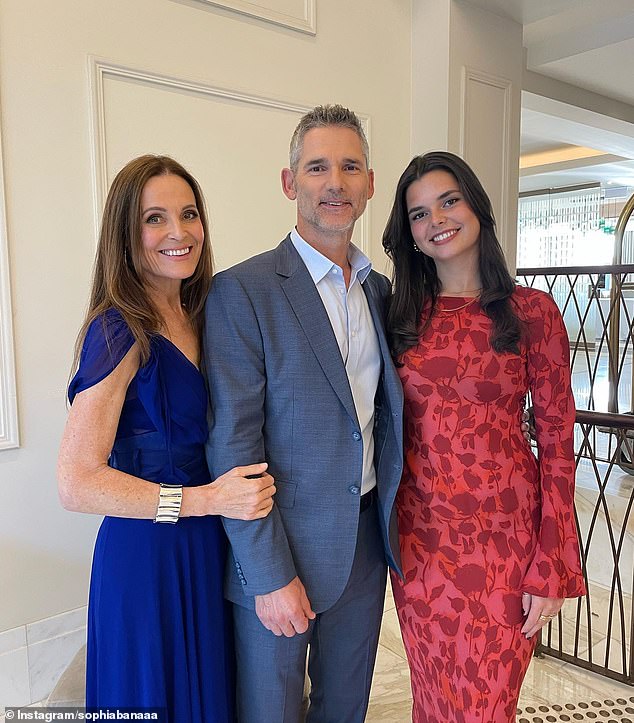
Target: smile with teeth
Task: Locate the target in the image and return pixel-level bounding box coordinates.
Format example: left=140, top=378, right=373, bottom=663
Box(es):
left=160, top=247, right=192, bottom=257
left=431, top=229, right=458, bottom=244
left=321, top=201, right=349, bottom=207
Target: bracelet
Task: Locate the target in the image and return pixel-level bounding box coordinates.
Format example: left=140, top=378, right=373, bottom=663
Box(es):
left=154, top=483, right=183, bottom=524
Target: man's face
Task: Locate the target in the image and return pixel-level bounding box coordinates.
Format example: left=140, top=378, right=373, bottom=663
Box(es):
left=281, top=126, right=374, bottom=244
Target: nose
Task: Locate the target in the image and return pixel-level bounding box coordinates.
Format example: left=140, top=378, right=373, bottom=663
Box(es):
left=167, top=217, right=186, bottom=240
left=326, top=167, right=344, bottom=191
left=431, top=208, right=446, bottom=226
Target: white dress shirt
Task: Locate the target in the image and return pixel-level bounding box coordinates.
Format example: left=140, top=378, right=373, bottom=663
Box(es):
left=291, top=229, right=381, bottom=495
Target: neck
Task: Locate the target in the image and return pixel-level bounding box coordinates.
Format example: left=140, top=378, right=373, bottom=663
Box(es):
left=144, top=281, right=185, bottom=320
left=436, top=259, right=481, bottom=296
left=440, top=286, right=481, bottom=296
left=295, top=224, right=353, bottom=284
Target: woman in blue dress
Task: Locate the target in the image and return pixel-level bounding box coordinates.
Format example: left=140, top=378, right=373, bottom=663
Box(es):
left=57, top=155, right=275, bottom=722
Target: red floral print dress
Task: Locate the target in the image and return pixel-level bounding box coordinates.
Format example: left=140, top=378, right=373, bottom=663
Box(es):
left=391, top=286, right=585, bottom=723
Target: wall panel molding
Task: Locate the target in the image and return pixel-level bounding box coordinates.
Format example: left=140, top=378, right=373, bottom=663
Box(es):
left=87, top=57, right=370, bottom=252
left=459, top=67, right=513, bottom=246
left=193, top=0, right=316, bottom=35
left=0, top=105, right=19, bottom=450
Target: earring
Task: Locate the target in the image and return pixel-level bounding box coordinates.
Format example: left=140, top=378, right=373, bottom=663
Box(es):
left=412, top=241, right=422, bottom=253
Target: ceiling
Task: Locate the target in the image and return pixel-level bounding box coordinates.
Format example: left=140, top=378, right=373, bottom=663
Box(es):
left=462, top=0, right=634, bottom=193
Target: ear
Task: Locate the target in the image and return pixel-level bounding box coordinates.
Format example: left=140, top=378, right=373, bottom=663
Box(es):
left=367, top=168, right=375, bottom=201
left=281, top=168, right=297, bottom=200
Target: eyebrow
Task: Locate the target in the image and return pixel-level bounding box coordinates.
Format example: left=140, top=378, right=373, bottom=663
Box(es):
left=303, top=157, right=364, bottom=168
left=142, top=204, right=197, bottom=214
left=407, top=188, right=461, bottom=215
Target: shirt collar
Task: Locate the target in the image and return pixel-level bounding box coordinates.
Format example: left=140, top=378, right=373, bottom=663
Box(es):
left=290, top=228, right=373, bottom=285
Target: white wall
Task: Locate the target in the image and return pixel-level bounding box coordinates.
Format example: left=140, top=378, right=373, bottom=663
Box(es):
left=0, top=0, right=412, bottom=636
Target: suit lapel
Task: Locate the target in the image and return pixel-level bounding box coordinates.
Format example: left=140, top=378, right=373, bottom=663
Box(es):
left=276, top=238, right=359, bottom=426
left=363, top=273, right=404, bottom=417
left=362, top=274, right=390, bottom=367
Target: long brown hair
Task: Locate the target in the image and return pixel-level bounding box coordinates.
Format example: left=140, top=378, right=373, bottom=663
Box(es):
left=382, top=152, right=521, bottom=358
left=72, top=154, right=213, bottom=373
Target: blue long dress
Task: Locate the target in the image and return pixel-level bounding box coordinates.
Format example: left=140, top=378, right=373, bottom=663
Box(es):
left=69, top=308, right=233, bottom=722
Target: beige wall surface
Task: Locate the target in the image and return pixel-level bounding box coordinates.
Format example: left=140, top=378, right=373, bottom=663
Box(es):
left=0, top=0, right=411, bottom=631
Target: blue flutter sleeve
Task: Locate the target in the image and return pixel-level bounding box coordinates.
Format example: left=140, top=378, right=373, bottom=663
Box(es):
left=68, top=308, right=135, bottom=404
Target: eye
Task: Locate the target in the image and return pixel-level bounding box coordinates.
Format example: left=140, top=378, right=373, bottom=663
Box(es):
left=443, top=197, right=459, bottom=208
left=183, top=209, right=199, bottom=221
left=307, top=165, right=326, bottom=173
left=410, top=210, right=428, bottom=222
left=344, top=164, right=361, bottom=172
left=145, top=214, right=162, bottom=224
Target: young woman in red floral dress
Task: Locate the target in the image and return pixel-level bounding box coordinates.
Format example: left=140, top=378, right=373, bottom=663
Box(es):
left=382, top=152, right=585, bottom=723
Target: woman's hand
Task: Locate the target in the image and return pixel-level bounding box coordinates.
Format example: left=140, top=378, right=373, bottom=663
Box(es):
left=521, top=408, right=534, bottom=442
left=521, top=592, right=564, bottom=638
left=196, top=462, right=276, bottom=520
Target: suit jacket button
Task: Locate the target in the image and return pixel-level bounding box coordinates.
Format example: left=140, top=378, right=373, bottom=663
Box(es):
left=352, top=431, right=361, bottom=441
left=348, top=485, right=360, bottom=495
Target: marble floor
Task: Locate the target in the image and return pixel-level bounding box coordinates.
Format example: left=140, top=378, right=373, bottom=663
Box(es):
left=366, top=580, right=634, bottom=722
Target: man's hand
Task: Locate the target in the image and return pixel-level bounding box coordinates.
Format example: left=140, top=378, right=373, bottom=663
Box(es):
left=255, top=576, right=316, bottom=637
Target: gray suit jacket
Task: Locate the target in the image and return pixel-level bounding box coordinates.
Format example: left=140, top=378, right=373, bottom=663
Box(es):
left=204, top=236, right=403, bottom=612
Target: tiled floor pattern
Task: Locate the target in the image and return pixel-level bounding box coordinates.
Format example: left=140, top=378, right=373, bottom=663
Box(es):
left=517, top=697, right=634, bottom=723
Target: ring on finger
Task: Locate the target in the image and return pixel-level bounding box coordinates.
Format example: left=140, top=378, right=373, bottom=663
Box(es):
left=539, top=614, right=556, bottom=621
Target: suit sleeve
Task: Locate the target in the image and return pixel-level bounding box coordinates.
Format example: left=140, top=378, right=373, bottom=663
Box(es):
left=521, top=291, right=586, bottom=598
left=204, top=271, right=297, bottom=596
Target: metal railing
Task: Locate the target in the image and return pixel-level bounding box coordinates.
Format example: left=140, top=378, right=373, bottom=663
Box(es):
left=541, top=411, right=633, bottom=685
left=516, top=265, right=634, bottom=685
left=518, top=264, right=634, bottom=417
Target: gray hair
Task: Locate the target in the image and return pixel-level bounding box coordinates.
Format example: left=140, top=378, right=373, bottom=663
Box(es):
left=289, top=104, right=370, bottom=172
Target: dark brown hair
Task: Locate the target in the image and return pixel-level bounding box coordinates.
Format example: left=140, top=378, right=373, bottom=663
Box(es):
left=382, top=151, right=521, bottom=358
left=72, top=154, right=213, bottom=372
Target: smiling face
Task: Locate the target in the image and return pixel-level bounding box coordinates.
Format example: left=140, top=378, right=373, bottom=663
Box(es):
left=406, top=169, right=481, bottom=272
left=138, top=173, right=204, bottom=290
left=281, top=126, right=374, bottom=246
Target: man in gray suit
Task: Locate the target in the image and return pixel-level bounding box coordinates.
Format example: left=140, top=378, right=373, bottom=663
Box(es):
left=204, top=104, right=403, bottom=722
